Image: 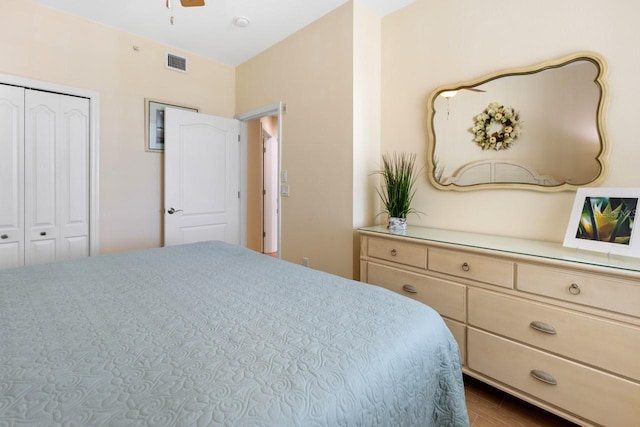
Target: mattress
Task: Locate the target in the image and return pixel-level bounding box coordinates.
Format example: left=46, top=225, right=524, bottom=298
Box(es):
left=0, top=241, right=468, bottom=426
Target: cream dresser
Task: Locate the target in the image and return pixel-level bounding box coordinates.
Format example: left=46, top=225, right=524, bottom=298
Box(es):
left=359, top=225, right=640, bottom=427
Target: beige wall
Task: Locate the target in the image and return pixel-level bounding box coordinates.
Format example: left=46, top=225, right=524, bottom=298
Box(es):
left=352, top=2, right=381, bottom=276
left=8, top=0, right=636, bottom=278
left=381, top=0, right=640, bottom=242
left=2, top=0, right=235, bottom=254
left=236, top=4, right=356, bottom=278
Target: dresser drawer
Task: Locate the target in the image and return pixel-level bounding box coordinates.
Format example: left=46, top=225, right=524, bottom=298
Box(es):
left=428, top=248, right=514, bottom=289
left=367, top=237, right=427, bottom=269
left=366, top=262, right=465, bottom=322
left=468, top=288, right=640, bottom=380
left=517, top=263, right=640, bottom=317
left=468, top=328, right=640, bottom=427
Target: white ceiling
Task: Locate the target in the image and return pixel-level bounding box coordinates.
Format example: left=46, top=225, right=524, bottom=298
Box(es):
left=29, top=0, right=415, bottom=66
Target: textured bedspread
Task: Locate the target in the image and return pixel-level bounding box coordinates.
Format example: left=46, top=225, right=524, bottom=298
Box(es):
left=1, top=241, right=468, bottom=426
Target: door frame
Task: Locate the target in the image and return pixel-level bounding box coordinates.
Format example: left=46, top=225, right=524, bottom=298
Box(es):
left=0, top=73, right=100, bottom=256
left=236, top=102, right=283, bottom=258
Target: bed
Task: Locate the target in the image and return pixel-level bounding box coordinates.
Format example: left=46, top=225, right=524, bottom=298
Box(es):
left=0, top=241, right=468, bottom=426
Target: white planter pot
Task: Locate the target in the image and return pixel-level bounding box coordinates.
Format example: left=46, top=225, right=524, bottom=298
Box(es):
left=388, top=217, right=407, bottom=230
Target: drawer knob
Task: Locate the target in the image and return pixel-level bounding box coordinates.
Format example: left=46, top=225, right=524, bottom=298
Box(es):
left=402, top=284, right=418, bottom=294
left=568, top=283, right=581, bottom=295
left=530, top=369, right=558, bottom=385
left=390, top=249, right=398, bottom=256
left=529, top=321, right=557, bottom=335
left=0, top=234, right=7, bottom=240
left=461, top=262, right=470, bottom=272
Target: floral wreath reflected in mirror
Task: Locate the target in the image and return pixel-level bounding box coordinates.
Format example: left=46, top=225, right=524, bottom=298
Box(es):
left=426, top=52, right=609, bottom=192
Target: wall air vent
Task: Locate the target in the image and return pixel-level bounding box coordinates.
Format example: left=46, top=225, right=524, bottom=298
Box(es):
left=166, top=53, right=188, bottom=73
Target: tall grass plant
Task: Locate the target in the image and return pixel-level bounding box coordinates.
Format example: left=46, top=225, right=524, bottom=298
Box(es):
left=373, top=152, right=422, bottom=220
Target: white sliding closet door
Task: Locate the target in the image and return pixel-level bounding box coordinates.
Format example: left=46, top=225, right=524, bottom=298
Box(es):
left=0, top=83, right=90, bottom=270
left=25, top=90, right=90, bottom=265
left=0, top=85, right=25, bottom=269
left=58, top=95, right=90, bottom=261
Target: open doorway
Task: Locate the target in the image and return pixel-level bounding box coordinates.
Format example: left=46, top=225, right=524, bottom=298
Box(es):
left=236, top=102, right=283, bottom=259
left=246, top=116, right=279, bottom=256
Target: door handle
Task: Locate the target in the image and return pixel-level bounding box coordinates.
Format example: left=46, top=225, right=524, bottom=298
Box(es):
left=167, top=207, right=183, bottom=214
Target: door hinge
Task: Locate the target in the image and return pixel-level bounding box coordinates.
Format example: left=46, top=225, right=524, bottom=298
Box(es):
left=263, top=232, right=266, bottom=238
left=263, top=189, right=266, bottom=195
left=238, top=191, right=241, bottom=199
left=237, top=134, right=241, bottom=142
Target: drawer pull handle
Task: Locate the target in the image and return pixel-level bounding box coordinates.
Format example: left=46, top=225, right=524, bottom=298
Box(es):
left=402, top=284, right=417, bottom=294
left=529, top=321, right=557, bottom=335
left=569, top=283, right=581, bottom=295
left=0, top=234, right=7, bottom=240
left=461, top=262, right=470, bottom=272
left=390, top=249, right=397, bottom=256
left=530, top=369, right=558, bottom=385
left=40, top=231, right=47, bottom=236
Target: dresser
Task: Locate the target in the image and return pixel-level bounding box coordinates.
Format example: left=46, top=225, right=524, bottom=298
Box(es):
left=359, top=225, right=640, bottom=427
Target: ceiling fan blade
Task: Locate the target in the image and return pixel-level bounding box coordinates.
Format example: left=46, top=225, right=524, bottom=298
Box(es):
left=180, top=0, right=205, bottom=7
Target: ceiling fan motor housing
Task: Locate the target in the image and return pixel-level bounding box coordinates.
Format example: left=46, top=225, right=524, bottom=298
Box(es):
left=180, top=0, right=205, bottom=7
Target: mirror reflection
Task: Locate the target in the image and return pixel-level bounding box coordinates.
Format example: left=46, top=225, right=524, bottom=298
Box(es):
left=427, top=52, right=608, bottom=191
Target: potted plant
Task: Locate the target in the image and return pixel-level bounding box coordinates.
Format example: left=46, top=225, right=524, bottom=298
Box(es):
left=373, top=152, right=422, bottom=230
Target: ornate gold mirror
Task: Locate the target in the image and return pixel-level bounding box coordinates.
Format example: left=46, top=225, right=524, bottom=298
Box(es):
left=426, top=52, right=609, bottom=191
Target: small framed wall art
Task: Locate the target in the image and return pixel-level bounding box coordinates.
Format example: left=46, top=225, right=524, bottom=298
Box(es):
left=563, top=187, right=640, bottom=257
left=145, top=99, right=198, bottom=152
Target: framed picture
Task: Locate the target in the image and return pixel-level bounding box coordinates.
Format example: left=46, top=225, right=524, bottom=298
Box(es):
left=563, top=187, right=640, bottom=257
left=145, top=99, right=198, bottom=152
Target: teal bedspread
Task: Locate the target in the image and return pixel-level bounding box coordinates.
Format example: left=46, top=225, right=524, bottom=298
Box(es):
left=0, top=241, right=468, bottom=426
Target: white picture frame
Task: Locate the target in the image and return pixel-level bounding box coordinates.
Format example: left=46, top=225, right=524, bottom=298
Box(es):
left=145, top=99, right=198, bottom=152
left=563, top=187, right=640, bottom=257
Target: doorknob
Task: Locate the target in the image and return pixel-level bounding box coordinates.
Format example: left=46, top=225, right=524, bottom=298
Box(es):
left=167, top=207, right=183, bottom=214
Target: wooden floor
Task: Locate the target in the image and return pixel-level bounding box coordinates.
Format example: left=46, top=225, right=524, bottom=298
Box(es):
left=464, top=375, right=579, bottom=426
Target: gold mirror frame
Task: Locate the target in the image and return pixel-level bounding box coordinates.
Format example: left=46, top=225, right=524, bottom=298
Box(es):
left=426, top=52, right=609, bottom=192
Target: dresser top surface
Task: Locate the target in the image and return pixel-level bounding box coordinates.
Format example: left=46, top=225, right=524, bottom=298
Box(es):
left=359, top=225, right=640, bottom=274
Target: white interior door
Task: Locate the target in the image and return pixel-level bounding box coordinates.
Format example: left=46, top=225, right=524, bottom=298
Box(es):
left=263, top=133, right=278, bottom=253
left=0, top=84, right=25, bottom=269
left=57, top=93, right=90, bottom=261
left=24, top=90, right=90, bottom=266
left=164, top=108, right=240, bottom=246
left=25, top=90, right=58, bottom=265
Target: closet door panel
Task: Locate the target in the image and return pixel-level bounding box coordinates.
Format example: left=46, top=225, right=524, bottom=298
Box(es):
left=0, top=83, right=91, bottom=270
left=25, top=90, right=59, bottom=265
left=0, top=84, right=25, bottom=269
left=59, top=95, right=89, bottom=260
left=29, top=239, right=57, bottom=265
left=0, top=243, right=22, bottom=270
left=64, top=236, right=89, bottom=261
